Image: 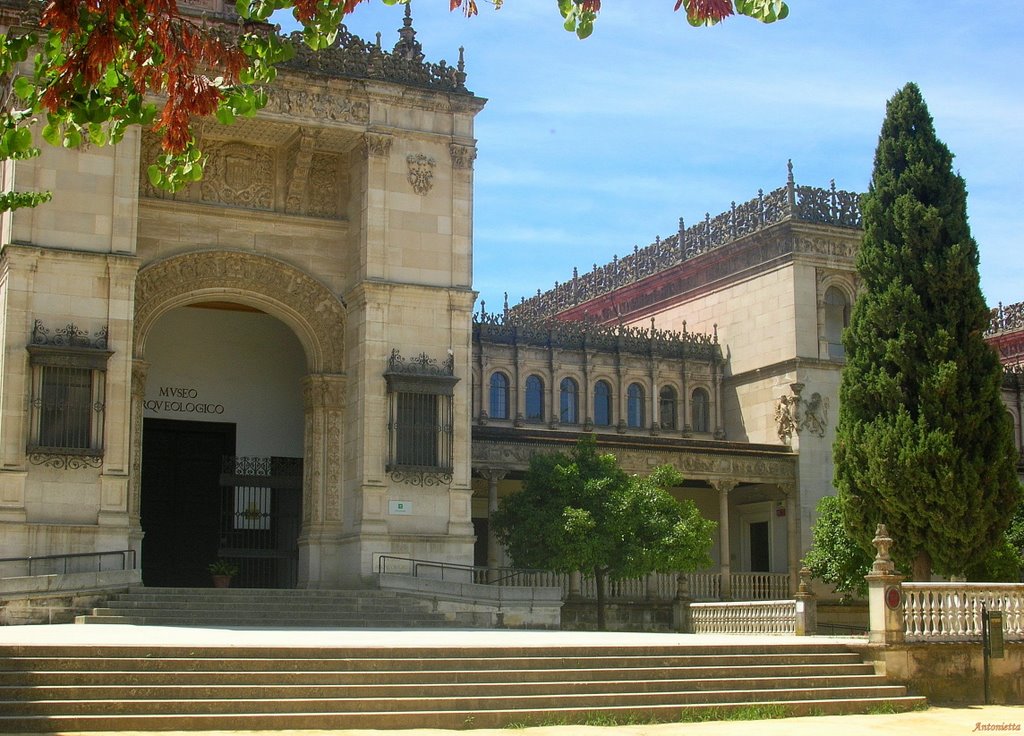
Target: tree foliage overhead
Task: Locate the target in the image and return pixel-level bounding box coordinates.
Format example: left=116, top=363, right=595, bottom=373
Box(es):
left=834, top=82, right=1021, bottom=580
left=491, top=435, right=715, bottom=629
left=0, top=0, right=787, bottom=211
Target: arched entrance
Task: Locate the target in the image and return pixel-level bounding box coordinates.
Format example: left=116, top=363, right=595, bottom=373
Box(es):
left=131, top=251, right=347, bottom=588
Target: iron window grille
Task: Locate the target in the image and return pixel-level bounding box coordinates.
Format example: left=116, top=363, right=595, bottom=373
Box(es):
left=559, top=377, right=579, bottom=424
left=26, top=321, right=112, bottom=463
left=384, top=349, right=458, bottom=485
left=488, top=371, right=509, bottom=420
left=659, top=385, right=678, bottom=430
left=627, top=382, right=645, bottom=428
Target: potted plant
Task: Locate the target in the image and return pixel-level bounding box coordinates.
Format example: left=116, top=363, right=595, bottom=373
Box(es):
left=208, top=559, right=239, bottom=588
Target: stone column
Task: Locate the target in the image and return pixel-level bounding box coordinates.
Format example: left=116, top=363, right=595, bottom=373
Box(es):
left=780, top=481, right=801, bottom=595
left=865, top=524, right=906, bottom=645
left=794, top=566, right=817, bottom=636
left=713, top=362, right=726, bottom=439
left=569, top=570, right=582, bottom=598
left=126, top=359, right=149, bottom=560
left=713, top=479, right=736, bottom=599
left=478, top=467, right=507, bottom=577
left=297, top=373, right=346, bottom=588
left=673, top=571, right=692, bottom=633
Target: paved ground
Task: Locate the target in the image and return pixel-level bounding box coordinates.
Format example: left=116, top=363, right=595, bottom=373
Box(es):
left=0, top=625, right=1020, bottom=736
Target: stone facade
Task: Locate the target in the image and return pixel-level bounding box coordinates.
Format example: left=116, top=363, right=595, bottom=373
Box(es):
left=0, top=2, right=484, bottom=588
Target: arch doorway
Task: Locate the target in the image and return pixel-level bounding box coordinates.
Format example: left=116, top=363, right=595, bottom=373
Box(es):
left=139, top=303, right=306, bottom=587
left=132, top=251, right=348, bottom=589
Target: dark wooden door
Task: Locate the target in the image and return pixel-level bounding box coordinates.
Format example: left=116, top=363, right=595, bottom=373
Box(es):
left=141, top=419, right=236, bottom=587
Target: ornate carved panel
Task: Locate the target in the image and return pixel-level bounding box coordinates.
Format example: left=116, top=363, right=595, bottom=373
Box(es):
left=449, top=144, right=476, bottom=170
left=134, top=251, right=346, bottom=375
left=406, top=153, right=435, bottom=195
left=308, top=154, right=343, bottom=218
left=200, top=141, right=274, bottom=210
left=265, top=88, right=370, bottom=124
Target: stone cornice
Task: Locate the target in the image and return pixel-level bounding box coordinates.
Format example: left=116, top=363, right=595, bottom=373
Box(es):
left=725, top=356, right=844, bottom=388
left=471, top=426, right=795, bottom=484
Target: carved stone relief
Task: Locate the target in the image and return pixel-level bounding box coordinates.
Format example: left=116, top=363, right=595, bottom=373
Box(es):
left=796, top=236, right=857, bottom=260
left=364, top=133, right=393, bottom=158
left=776, top=383, right=829, bottom=442
left=406, top=153, right=435, bottom=195
left=308, top=154, right=343, bottom=219
left=200, top=141, right=274, bottom=210
left=134, top=251, right=346, bottom=375
left=449, top=143, right=476, bottom=170
left=265, top=88, right=370, bottom=124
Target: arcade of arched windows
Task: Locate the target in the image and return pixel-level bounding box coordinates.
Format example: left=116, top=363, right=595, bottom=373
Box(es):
left=472, top=350, right=723, bottom=438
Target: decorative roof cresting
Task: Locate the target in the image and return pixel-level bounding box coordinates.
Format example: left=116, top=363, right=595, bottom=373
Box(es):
left=510, top=162, right=862, bottom=321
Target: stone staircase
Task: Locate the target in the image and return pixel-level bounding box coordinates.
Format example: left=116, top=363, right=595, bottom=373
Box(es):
left=0, top=641, right=925, bottom=730
left=74, top=587, right=466, bottom=628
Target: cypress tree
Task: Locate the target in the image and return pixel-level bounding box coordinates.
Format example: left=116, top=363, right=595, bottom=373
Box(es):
left=834, top=82, right=1021, bottom=580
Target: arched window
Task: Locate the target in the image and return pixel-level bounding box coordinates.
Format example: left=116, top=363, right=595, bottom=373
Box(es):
left=627, top=383, right=645, bottom=429
left=659, top=386, right=678, bottom=430
left=559, top=377, right=579, bottom=424
left=824, top=286, right=850, bottom=360
left=488, top=372, right=509, bottom=420
left=525, top=375, right=544, bottom=422
left=593, top=380, right=613, bottom=426
left=691, top=388, right=710, bottom=433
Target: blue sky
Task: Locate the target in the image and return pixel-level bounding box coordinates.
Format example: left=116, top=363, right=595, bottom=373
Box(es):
left=284, top=1, right=1024, bottom=313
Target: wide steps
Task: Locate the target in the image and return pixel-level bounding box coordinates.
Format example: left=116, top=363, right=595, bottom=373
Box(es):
left=75, top=586, right=458, bottom=628
left=0, top=642, right=926, bottom=730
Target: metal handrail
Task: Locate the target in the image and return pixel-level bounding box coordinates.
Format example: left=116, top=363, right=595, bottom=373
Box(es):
left=0, top=549, right=136, bottom=579
left=377, top=555, right=546, bottom=586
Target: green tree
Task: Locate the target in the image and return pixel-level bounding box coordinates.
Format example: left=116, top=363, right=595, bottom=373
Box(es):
left=834, top=82, right=1021, bottom=581
left=491, top=435, right=715, bottom=630
left=803, top=495, right=873, bottom=600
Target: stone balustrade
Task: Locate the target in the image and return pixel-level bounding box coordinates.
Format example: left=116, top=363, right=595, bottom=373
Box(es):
left=903, top=583, right=1024, bottom=642
left=495, top=570, right=785, bottom=603
left=689, top=599, right=798, bottom=634
left=731, top=572, right=791, bottom=601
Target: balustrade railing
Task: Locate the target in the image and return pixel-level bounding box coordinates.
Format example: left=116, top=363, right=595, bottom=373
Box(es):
left=731, top=572, right=791, bottom=600
left=690, top=600, right=797, bottom=634
left=903, top=583, right=1024, bottom=642
left=987, top=301, right=1024, bottom=336
left=0, top=550, right=136, bottom=579
left=377, top=557, right=795, bottom=605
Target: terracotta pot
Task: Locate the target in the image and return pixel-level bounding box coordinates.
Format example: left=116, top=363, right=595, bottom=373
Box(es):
left=211, top=574, right=232, bottom=588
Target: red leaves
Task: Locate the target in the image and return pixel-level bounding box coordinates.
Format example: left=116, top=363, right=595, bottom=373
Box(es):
left=40, top=0, right=247, bottom=154
left=582, top=1, right=602, bottom=11
left=450, top=0, right=479, bottom=17
left=674, top=0, right=735, bottom=22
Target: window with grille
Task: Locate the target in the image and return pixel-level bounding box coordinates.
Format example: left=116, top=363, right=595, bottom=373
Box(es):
left=488, top=372, right=509, bottom=420
left=525, top=374, right=544, bottom=422
left=593, top=380, right=612, bottom=426
left=627, top=382, right=645, bottom=428
left=27, top=323, right=111, bottom=457
left=691, top=387, right=710, bottom=433
left=384, top=349, right=458, bottom=482
left=559, top=377, right=579, bottom=424
left=659, top=385, right=678, bottom=430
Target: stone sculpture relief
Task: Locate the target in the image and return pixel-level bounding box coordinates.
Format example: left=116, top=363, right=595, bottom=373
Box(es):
left=406, top=153, right=435, bottom=195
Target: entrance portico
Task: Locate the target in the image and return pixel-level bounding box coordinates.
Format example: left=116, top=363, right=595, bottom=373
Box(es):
left=131, top=250, right=348, bottom=589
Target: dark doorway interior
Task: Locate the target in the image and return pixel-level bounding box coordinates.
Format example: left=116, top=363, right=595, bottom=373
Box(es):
left=749, top=520, right=771, bottom=572
left=472, top=518, right=488, bottom=568
left=141, top=418, right=236, bottom=587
